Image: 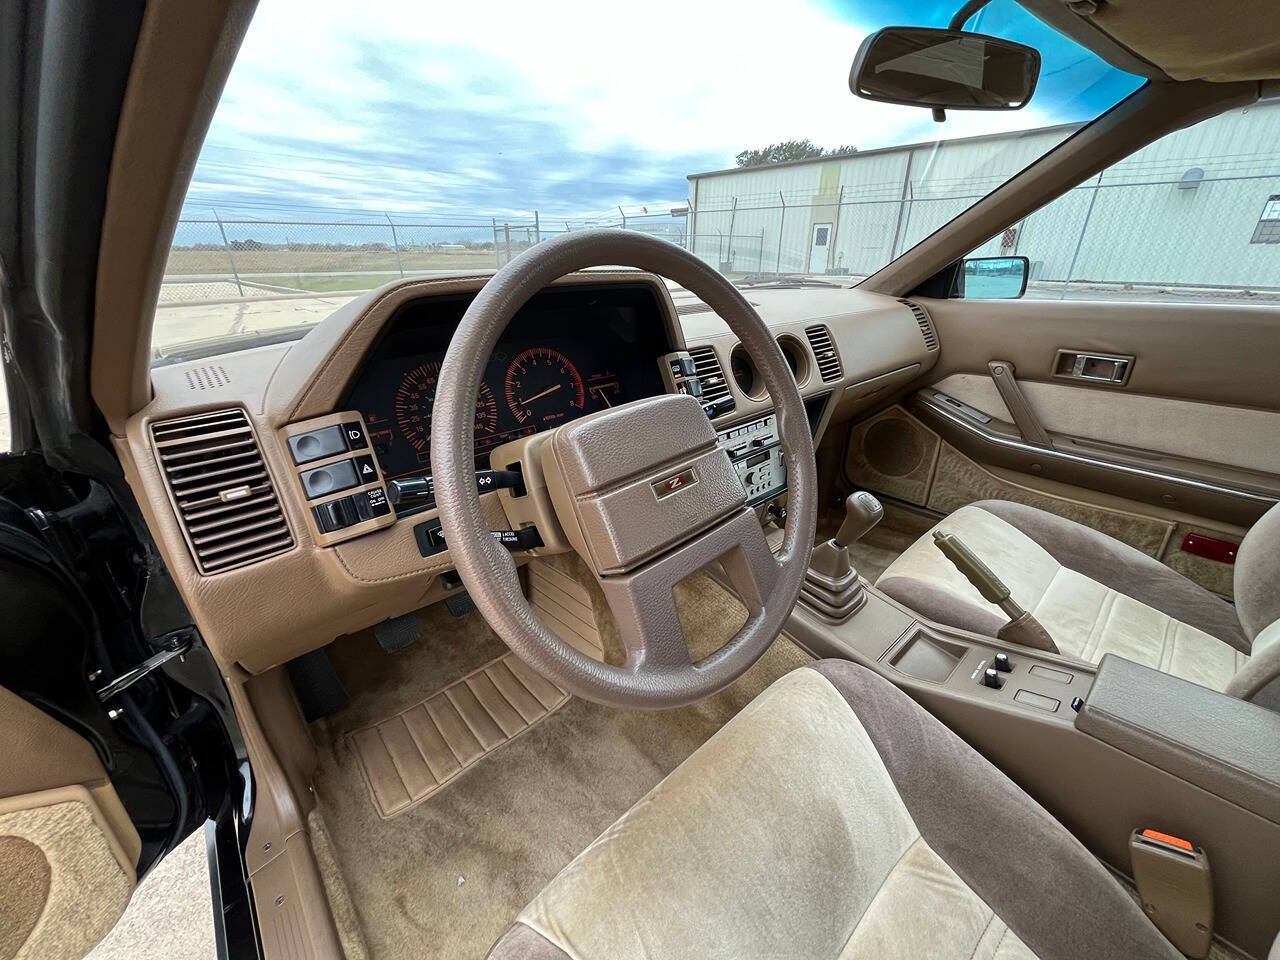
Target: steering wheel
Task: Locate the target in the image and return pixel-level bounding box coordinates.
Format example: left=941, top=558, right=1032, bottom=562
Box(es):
left=431, top=231, right=817, bottom=708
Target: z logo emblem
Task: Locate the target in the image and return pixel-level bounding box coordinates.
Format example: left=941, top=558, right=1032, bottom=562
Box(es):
left=652, top=468, right=698, bottom=499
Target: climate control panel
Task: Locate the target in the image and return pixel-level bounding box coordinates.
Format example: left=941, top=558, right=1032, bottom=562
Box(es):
left=718, top=413, right=786, bottom=505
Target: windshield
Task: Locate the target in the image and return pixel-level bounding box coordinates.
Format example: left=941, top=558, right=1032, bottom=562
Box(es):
left=151, top=0, right=1141, bottom=363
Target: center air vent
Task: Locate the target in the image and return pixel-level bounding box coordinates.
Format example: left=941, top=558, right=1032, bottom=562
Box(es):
left=151, top=409, right=294, bottom=575
left=804, top=325, right=842, bottom=382
left=688, top=345, right=735, bottom=414
left=900, top=299, right=939, bottom=351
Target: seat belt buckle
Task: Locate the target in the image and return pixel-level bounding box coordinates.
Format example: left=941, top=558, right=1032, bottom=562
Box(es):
left=1130, top=828, right=1213, bottom=958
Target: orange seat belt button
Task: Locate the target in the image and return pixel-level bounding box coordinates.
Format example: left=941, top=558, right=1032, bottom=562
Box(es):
left=1140, top=828, right=1194, bottom=852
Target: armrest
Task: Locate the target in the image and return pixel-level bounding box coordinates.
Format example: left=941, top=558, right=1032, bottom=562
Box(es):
left=1076, top=655, right=1280, bottom=825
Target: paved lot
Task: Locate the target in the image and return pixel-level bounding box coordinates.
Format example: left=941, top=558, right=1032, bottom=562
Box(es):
left=88, top=828, right=215, bottom=959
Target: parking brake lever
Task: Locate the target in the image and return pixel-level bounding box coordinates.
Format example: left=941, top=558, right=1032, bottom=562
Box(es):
left=932, top=530, right=1058, bottom=653
left=387, top=468, right=525, bottom=506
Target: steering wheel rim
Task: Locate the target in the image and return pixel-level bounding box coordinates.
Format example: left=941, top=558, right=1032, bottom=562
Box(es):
left=431, top=230, right=817, bottom=708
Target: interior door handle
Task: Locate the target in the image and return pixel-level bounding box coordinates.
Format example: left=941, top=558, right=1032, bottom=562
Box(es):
left=1053, top=350, right=1133, bottom=384
left=988, top=360, right=1053, bottom=449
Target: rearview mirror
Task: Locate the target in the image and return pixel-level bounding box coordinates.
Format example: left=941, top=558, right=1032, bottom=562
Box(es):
left=956, top=256, right=1029, bottom=299
left=850, top=27, right=1040, bottom=112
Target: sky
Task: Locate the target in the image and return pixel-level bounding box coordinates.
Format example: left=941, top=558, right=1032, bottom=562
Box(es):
left=180, top=0, right=1142, bottom=224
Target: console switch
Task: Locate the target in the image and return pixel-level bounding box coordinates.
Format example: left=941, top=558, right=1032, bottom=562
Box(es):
left=300, top=459, right=359, bottom=499
left=982, top=667, right=1003, bottom=689
left=993, top=652, right=1012, bottom=672
left=340, top=421, right=368, bottom=450
left=288, top=425, right=348, bottom=465
left=313, top=497, right=359, bottom=533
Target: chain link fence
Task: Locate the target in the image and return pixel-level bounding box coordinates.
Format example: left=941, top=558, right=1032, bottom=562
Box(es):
left=689, top=171, right=1280, bottom=301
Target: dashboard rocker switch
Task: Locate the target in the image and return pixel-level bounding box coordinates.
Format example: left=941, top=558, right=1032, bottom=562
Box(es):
left=993, top=652, right=1013, bottom=673
left=982, top=667, right=1003, bottom=690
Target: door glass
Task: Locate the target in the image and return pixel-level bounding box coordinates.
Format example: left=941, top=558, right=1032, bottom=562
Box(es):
left=965, top=101, right=1280, bottom=303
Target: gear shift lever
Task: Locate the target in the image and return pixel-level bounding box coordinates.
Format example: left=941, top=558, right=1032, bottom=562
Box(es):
left=800, top=492, right=883, bottom=621
left=835, top=491, right=884, bottom=549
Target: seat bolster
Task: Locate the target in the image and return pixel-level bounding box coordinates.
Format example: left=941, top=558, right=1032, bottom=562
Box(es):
left=809, top=660, right=1181, bottom=960
left=488, top=922, right=572, bottom=960
left=1235, top=501, right=1280, bottom=642
left=975, top=500, right=1248, bottom=652
left=877, top=575, right=1007, bottom=637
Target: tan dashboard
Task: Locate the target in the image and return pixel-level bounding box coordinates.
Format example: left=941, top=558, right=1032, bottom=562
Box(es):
left=115, top=270, right=937, bottom=676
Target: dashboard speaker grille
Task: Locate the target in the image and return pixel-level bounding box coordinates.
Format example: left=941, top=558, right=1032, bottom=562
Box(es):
left=804, top=325, right=842, bottom=382
left=900, top=299, right=939, bottom=351
left=150, top=409, right=294, bottom=575
left=688, top=345, right=734, bottom=414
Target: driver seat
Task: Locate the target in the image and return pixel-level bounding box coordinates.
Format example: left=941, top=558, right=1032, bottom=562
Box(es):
left=486, top=661, right=1182, bottom=960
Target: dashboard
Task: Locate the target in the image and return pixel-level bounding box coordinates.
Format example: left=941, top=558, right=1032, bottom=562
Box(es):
left=131, top=271, right=936, bottom=675
left=344, top=284, right=672, bottom=480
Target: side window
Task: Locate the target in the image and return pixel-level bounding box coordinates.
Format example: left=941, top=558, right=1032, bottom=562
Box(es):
left=962, top=102, right=1280, bottom=303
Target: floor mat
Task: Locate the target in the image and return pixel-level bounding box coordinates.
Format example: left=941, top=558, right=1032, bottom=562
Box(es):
left=312, top=576, right=810, bottom=959
left=349, top=652, right=569, bottom=819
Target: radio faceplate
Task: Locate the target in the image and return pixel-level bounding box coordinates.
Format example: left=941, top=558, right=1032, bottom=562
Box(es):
left=718, top=413, right=786, bottom=505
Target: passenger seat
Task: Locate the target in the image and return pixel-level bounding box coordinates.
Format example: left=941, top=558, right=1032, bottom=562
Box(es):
left=876, top=500, right=1280, bottom=702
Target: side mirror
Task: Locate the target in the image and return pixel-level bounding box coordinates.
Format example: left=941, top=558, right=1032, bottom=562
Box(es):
left=850, top=27, right=1040, bottom=113
left=956, top=256, right=1028, bottom=299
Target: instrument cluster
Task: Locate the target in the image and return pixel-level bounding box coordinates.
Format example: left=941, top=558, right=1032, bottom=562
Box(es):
left=343, top=284, right=670, bottom=481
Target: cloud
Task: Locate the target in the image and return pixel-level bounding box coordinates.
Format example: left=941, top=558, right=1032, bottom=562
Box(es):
left=185, top=0, right=1132, bottom=220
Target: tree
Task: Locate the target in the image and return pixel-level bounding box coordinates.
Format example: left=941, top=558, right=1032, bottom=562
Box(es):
left=735, top=140, right=857, bottom=168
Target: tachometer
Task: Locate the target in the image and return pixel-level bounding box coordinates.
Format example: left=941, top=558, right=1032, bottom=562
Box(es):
left=504, top=348, right=585, bottom=426
left=393, top=361, right=498, bottom=456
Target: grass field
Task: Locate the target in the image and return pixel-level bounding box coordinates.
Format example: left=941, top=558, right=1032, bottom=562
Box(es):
left=165, top=247, right=503, bottom=277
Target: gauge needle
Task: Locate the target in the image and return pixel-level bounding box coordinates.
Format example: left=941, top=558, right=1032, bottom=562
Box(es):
left=520, top=383, right=562, bottom=405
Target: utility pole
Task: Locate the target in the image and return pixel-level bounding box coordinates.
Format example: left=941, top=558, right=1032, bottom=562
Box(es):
left=776, top=192, right=786, bottom=275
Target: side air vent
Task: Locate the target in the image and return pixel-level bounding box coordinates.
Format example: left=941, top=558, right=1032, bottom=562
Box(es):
left=151, top=409, right=294, bottom=575
left=804, top=325, right=842, bottom=382
left=900, top=299, right=939, bottom=351
left=688, top=345, right=734, bottom=414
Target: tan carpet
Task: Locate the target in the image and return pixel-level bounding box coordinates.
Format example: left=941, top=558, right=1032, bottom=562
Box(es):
left=311, top=576, right=810, bottom=959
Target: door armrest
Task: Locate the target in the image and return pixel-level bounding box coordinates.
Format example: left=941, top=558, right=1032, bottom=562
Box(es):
left=1076, top=655, right=1280, bottom=825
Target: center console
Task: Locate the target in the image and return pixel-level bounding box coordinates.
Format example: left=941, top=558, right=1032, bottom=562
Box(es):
left=785, top=577, right=1280, bottom=959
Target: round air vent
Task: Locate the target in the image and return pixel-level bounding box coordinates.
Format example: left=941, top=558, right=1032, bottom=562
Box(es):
left=776, top=335, right=810, bottom=387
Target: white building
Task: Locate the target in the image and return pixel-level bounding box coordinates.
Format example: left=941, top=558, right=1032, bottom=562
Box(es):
left=686, top=100, right=1280, bottom=291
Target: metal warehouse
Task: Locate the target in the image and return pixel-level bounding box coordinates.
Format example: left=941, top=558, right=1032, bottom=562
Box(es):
left=686, top=100, right=1280, bottom=292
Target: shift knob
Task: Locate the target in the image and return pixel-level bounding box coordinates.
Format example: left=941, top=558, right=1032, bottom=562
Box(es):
left=835, top=491, right=883, bottom=547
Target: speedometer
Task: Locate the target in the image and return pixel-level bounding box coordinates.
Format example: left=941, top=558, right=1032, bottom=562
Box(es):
left=393, top=361, right=497, bottom=455
left=504, top=348, right=585, bottom=426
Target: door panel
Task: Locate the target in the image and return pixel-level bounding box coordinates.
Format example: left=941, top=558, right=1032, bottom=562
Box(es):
left=845, top=297, right=1280, bottom=597
left=0, top=686, right=139, bottom=959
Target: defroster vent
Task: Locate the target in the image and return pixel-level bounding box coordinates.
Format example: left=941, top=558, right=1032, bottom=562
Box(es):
left=804, top=325, right=842, bottom=382
left=900, top=299, right=939, bottom=351
left=151, top=409, right=294, bottom=574
left=688, top=345, right=735, bottom=415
